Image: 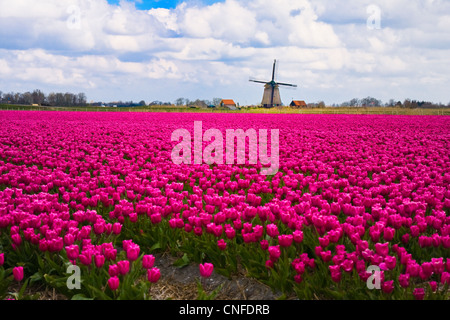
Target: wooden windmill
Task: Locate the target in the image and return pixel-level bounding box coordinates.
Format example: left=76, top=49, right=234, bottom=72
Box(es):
left=250, top=60, right=297, bottom=108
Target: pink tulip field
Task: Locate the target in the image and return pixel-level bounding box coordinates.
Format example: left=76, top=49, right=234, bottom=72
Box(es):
left=0, top=110, right=449, bottom=300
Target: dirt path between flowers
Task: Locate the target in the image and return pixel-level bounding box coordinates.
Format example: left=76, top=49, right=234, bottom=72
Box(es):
left=6, top=252, right=289, bottom=300
left=149, top=252, right=287, bottom=300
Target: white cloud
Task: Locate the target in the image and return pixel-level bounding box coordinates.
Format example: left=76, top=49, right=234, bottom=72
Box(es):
left=0, top=0, right=449, bottom=104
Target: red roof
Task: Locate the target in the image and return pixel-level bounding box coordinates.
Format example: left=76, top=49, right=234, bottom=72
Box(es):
left=291, top=100, right=307, bottom=107
left=221, top=99, right=236, bottom=105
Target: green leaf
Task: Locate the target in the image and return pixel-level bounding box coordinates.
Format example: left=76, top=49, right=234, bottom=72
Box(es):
left=30, top=271, right=43, bottom=283
left=173, top=253, right=190, bottom=268
left=149, top=242, right=161, bottom=252
left=71, top=294, right=94, bottom=300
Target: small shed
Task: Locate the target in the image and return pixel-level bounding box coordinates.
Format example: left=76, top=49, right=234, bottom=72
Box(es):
left=220, top=99, right=237, bottom=110
left=290, top=100, right=307, bottom=108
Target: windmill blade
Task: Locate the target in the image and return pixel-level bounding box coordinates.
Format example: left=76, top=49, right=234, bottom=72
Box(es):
left=271, top=60, right=277, bottom=82
left=277, top=82, right=298, bottom=87
left=249, top=79, right=269, bottom=84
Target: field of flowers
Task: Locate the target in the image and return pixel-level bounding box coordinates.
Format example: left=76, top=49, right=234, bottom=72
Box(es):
left=0, top=111, right=449, bottom=300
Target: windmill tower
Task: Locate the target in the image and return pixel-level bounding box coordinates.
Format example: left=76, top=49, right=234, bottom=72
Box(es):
left=250, top=60, right=297, bottom=108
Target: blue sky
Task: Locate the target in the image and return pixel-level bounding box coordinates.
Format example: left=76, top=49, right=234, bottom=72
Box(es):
left=0, top=0, right=449, bottom=105
left=107, top=0, right=222, bottom=10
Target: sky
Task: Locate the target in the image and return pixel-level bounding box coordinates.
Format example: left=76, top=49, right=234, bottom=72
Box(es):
left=0, top=0, right=449, bottom=105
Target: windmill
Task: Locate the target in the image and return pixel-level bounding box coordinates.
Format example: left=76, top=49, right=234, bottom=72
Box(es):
left=250, top=59, right=297, bottom=108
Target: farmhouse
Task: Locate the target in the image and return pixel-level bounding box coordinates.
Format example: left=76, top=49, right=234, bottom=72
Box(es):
left=290, top=100, right=307, bottom=108
left=220, top=99, right=237, bottom=110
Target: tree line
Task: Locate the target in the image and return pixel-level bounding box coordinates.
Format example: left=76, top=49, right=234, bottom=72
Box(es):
left=0, top=89, right=87, bottom=107
left=335, top=97, right=449, bottom=109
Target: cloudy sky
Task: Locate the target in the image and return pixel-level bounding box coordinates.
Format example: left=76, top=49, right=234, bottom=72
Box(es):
left=0, top=0, right=449, bottom=105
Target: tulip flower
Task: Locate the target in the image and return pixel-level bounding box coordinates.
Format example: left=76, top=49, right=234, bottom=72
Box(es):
left=109, top=264, right=119, bottom=277
left=265, top=260, right=274, bottom=269
left=398, top=273, right=410, bottom=288
left=112, top=223, right=122, bottom=235
left=217, top=239, right=227, bottom=251
left=142, top=255, right=156, bottom=269
left=293, top=230, right=304, bottom=243
left=94, top=254, right=105, bottom=268
left=413, top=288, right=425, bottom=300
left=268, top=246, right=281, bottom=262
left=278, top=234, right=293, bottom=248
left=108, top=276, right=120, bottom=291
left=266, top=224, right=279, bottom=238
left=126, top=244, right=140, bottom=261
left=199, top=263, right=214, bottom=278
left=429, top=281, right=437, bottom=292
left=13, top=266, right=24, bottom=282
left=381, top=280, right=394, bottom=294
left=260, top=240, right=269, bottom=251
left=147, top=267, right=161, bottom=283
left=117, top=260, right=130, bottom=275
left=0, top=253, right=5, bottom=266
left=65, top=245, right=80, bottom=260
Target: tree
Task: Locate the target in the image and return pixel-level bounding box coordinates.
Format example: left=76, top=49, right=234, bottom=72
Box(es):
left=32, top=89, right=45, bottom=105
left=47, top=93, right=56, bottom=106
left=175, top=98, right=185, bottom=106
left=193, top=99, right=207, bottom=109
left=212, top=98, right=221, bottom=107
left=403, top=99, right=412, bottom=109
left=361, top=96, right=381, bottom=107
left=138, top=100, right=146, bottom=106
left=23, top=92, right=33, bottom=105
left=350, top=98, right=360, bottom=107
left=77, top=93, right=87, bottom=106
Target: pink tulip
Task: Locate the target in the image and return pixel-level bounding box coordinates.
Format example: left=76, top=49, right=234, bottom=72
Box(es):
left=260, top=240, right=269, bottom=250
left=108, top=276, right=120, bottom=291
left=126, top=244, right=140, bottom=261
left=94, top=254, right=105, bottom=268
left=441, top=272, right=450, bottom=285
left=12, top=234, right=22, bottom=246
left=225, top=227, right=236, bottom=239
left=117, top=260, right=130, bottom=275
left=278, top=234, right=293, bottom=247
left=0, top=253, right=4, bottom=266
left=375, top=242, right=389, bottom=257
left=65, top=245, right=80, bottom=260
left=266, top=224, right=279, bottom=238
left=381, top=280, right=394, bottom=294
left=112, top=223, right=122, bottom=235
left=199, top=263, right=214, bottom=278
left=109, top=264, right=119, bottom=277
left=429, top=281, right=437, bottom=292
left=413, top=288, right=425, bottom=300
left=398, top=274, right=410, bottom=288
left=147, top=267, right=161, bottom=283
left=268, top=246, right=281, bottom=262
left=13, top=266, right=24, bottom=282
left=217, top=239, right=227, bottom=251
left=142, top=255, right=156, bottom=269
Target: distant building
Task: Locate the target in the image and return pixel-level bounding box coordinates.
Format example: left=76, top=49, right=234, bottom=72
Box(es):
left=220, top=99, right=237, bottom=110
left=290, top=100, right=307, bottom=108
